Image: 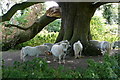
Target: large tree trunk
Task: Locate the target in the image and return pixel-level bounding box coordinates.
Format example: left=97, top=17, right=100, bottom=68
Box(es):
left=57, top=2, right=101, bottom=56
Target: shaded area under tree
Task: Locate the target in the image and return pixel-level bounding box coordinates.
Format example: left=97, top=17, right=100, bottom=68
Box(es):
left=1, top=1, right=119, bottom=56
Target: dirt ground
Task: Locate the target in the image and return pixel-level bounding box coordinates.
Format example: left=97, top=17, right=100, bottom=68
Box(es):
left=1, top=49, right=119, bottom=70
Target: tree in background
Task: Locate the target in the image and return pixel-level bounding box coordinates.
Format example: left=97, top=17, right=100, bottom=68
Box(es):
left=102, top=3, right=118, bottom=25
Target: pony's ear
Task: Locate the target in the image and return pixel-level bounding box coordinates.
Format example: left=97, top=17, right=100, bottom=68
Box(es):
left=48, top=52, right=52, bottom=55
left=45, top=51, right=52, bottom=55
left=65, top=40, right=68, bottom=41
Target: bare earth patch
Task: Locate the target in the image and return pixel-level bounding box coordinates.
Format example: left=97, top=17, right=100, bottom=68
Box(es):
left=2, top=49, right=119, bottom=70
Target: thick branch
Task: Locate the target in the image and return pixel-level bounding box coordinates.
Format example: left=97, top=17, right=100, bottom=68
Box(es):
left=5, top=24, right=30, bottom=30
left=4, top=6, right=61, bottom=31
left=92, top=2, right=109, bottom=8
left=0, top=2, right=40, bottom=22
left=2, top=14, right=58, bottom=51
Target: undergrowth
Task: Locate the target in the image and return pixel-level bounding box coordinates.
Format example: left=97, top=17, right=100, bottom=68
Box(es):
left=2, top=54, right=120, bottom=79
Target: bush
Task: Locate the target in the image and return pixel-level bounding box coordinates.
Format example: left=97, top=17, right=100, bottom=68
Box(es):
left=2, top=58, right=82, bottom=78
left=2, top=54, right=120, bottom=79
left=83, top=54, right=120, bottom=79
left=44, top=19, right=61, bottom=32
left=90, top=16, right=118, bottom=42
left=3, top=58, right=49, bottom=78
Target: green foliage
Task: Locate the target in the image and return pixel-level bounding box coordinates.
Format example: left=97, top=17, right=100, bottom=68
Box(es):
left=14, top=19, right=60, bottom=49
left=14, top=16, right=119, bottom=49
left=2, top=58, right=82, bottom=78
left=90, top=16, right=119, bottom=42
left=83, top=54, right=120, bottom=79
left=83, top=69, right=99, bottom=78
left=3, top=58, right=48, bottom=78
left=3, top=54, right=120, bottom=79
left=104, top=54, right=120, bottom=77
left=44, top=19, right=61, bottom=32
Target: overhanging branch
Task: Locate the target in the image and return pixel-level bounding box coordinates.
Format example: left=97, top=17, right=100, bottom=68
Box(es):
left=0, top=2, right=41, bottom=22
left=4, top=6, right=61, bottom=31
left=92, top=2, right=108, bottom=8
left=2, top=14, right=58, bottom=51
left=5, top=24, right=30, bottom=30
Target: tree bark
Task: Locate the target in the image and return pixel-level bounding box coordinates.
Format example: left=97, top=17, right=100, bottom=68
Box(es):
left=58, top=2, right=102, bottom=56
left=56, top=3, right=76, bottom=42
left=2, top=14, right=57, bottom=51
